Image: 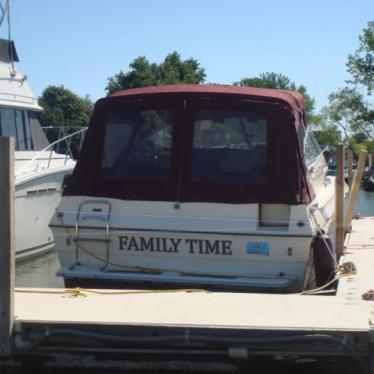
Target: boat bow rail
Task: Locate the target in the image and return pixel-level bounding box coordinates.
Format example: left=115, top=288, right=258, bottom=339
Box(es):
left=15, top=127, right=86, bottom=179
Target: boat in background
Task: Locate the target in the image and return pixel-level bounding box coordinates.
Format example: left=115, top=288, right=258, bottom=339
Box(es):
left=362, top=166, right=374, bottom=191
left=14, top=123, right=84, bottom=260
left=51, top=84, right=339, bottom=292
left=0, top=2, right=85, bottom=260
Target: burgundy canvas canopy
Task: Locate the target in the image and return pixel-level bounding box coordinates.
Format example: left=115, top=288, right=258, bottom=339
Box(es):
left=109, top=84, right=306, bottom=116
left=64, top=84, right=315, bottom=205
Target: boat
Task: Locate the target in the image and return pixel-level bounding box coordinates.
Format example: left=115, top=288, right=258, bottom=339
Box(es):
left=50, top=84, right=338, bottom=292
left=362, top=166, right=374, bottom=191
left=0, top=2, right=83, bottom=260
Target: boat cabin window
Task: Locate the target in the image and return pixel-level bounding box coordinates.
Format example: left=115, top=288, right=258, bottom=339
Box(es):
left=0, top=109, right=16, bottom=138
left=0, top=108, right=33, bottom=150
left=15, top=110, right=26, bottom=150
left=23, top=111, right=33, bottom=148
left=102, top=110, right=172, bottom=181
left=192, top=109, right=267, bottom=182
left=304, top=128, right=321, bottom=166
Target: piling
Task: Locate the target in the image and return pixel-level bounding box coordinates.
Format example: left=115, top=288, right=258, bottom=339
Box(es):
left=0, top=137, right=15, bottom=356
left=347, top=149, right=354, bottom=191
left=344, top=149, right=368, bottom=233
left=335, top=144, right=345, bottom=256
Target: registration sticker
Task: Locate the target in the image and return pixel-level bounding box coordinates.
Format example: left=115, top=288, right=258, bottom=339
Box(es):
left=246, top=242, right=270, bottom=256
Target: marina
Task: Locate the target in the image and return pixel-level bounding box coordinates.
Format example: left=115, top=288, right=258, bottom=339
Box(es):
left=0, top=133, right=373, bottom=372
left=0, top=73, right=372, bottom=373
left=0, top=2, right=372, bottom=372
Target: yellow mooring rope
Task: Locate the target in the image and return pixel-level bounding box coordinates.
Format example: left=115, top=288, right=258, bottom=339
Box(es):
left=15, top=287, right=206, bottom=298
left=300, top=263, right=357, bottom=295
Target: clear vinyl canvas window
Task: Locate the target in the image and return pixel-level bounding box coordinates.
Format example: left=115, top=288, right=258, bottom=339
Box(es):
left=192, top=109, right=267, bottom=183
left=102, top=110, right=173, bottom=181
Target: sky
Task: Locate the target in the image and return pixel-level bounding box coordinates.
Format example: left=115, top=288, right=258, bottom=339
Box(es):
left=4, top=0, right=373, bottom=111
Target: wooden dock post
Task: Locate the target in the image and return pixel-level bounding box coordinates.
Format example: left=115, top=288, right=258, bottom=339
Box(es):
left=347, top=149, right=354, bottom=191
left=335, top=144, right=345, bottom=257
left=0, top=137, right=15, bottom=356
left=344, top=149, right=368, bottom=233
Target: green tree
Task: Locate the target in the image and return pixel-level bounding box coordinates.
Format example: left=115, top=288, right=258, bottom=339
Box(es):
left=318, top=22, right=374, bottom=155
left=311, top=114, right=342, bottom=148
left=106, top=52, right=206, bottom=95
left=347, top=21, right=374, bottom=94
left=38, top=85, right=93, bottom=131
left=313, top=126, right=342, bottom=149
left=234, top=72, right=315, bottom=119
left=321, top=87, right=373, bottom=148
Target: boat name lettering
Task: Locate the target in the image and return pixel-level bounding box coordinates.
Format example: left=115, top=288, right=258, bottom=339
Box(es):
left=118, top=236, right=232, bottom=256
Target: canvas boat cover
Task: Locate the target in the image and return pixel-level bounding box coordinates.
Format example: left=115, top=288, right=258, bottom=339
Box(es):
left=64, top=84, right=315, bottom=205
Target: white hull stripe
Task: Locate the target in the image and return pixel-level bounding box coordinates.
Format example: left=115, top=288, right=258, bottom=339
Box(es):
left=50, top=224, right=313, bottom=238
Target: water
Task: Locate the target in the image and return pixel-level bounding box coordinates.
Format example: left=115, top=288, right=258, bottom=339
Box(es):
left=15, top=249, right=63, bottom=288
left=15, top=188, right=374, bottom=288
left=354, top=188, right=374, bottom=217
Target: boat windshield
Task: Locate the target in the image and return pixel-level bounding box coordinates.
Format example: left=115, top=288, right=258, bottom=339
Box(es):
left=304, top=128, right=321, bottom=166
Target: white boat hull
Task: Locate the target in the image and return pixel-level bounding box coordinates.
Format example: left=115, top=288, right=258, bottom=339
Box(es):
left=51, top=197, right=324, bottom=292
left=15, top=167, right=74, bottom=261
left=56, top=228, right=312, bottom=291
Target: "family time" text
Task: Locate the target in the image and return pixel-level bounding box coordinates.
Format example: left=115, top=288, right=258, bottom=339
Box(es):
left=118, top=235, right=233, bottom=256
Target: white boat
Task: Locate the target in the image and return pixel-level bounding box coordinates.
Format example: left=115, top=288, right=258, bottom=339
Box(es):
left=50, top=84, right=337, bottom=292
left=14, top=127, right=82, bottom=260
left=0, top=2, right=83, bottom=260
